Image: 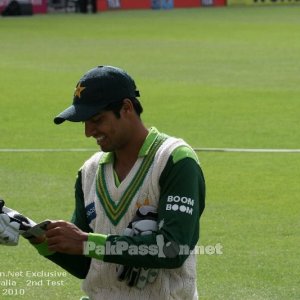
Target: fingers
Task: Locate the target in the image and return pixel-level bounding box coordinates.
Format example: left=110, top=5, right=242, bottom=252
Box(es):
left=46, top=220, right=68, bottom=231
left=45, top=221, right=71, bottom=252
left=44, top=220, right=88, bottom=255
left=46, top=220, right=74, bottom=243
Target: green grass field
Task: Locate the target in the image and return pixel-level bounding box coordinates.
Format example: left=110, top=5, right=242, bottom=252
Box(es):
left=1, top=6, right=300, bottom=299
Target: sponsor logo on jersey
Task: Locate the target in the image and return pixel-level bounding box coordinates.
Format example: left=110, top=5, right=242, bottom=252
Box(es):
left=85, top=202, right=96, bottom=223
left=165, top=195, right=194, bottom=215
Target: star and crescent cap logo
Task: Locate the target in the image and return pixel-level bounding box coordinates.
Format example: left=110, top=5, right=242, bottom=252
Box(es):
left=74, top=82, right=86, bottom=98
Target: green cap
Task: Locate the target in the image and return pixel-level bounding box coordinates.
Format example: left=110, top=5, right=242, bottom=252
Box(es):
left=54, top=65, right=140, bottom=124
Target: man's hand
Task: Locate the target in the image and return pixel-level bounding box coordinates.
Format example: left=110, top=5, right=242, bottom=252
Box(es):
left=45, top=221, right=88, bottom=255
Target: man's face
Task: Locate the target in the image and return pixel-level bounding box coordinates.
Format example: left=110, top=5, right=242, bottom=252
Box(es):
left=84, top=107, right=130, bottom=153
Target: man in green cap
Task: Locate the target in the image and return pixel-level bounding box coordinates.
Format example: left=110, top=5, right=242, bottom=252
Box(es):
left=2, top=66, right=205, bottom=299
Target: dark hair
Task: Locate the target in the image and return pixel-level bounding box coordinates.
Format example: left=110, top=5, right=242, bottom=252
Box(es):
left=104, top=98, right=143, bottom=118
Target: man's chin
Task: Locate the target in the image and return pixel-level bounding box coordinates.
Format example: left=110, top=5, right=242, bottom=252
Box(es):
left=99, top=144, right=113, bottom=153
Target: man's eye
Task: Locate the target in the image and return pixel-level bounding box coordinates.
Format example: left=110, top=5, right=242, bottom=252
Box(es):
left=93, top=117, right=101, bottom=122
left=91, top=115, right=104, bottom=123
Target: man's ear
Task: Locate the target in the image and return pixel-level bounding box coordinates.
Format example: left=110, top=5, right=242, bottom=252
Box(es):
left=121, top=99, right=134, bottom=115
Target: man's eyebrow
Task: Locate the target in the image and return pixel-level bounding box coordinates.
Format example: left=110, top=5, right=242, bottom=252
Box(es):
left=89, top=112, right=105, bottom=122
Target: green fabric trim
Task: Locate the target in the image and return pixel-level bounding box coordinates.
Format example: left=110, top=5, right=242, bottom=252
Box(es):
left=99, top=152, right=114, bottom=164
left=138, top=127, right=159, bottom=157
left=33, top=240, right=55, bottom=257
left=172, top=145, right=199, bottom=164
left=96, top=131, right=168, bottom=226
left=113, top=169, right=121, bottom=187
left=85, top=233, right=108, bottom=260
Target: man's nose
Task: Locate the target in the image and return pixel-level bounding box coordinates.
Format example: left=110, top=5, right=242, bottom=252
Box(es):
left=85, top=121, right=96, bottom=137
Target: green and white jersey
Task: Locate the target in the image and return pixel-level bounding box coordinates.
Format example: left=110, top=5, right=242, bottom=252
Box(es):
left=35, top=127, right=205, bottom=300
left=77, top=127, right=205, bottom=300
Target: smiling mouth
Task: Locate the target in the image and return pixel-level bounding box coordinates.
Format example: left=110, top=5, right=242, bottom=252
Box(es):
left=96, top=136, right=105, bottom=145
